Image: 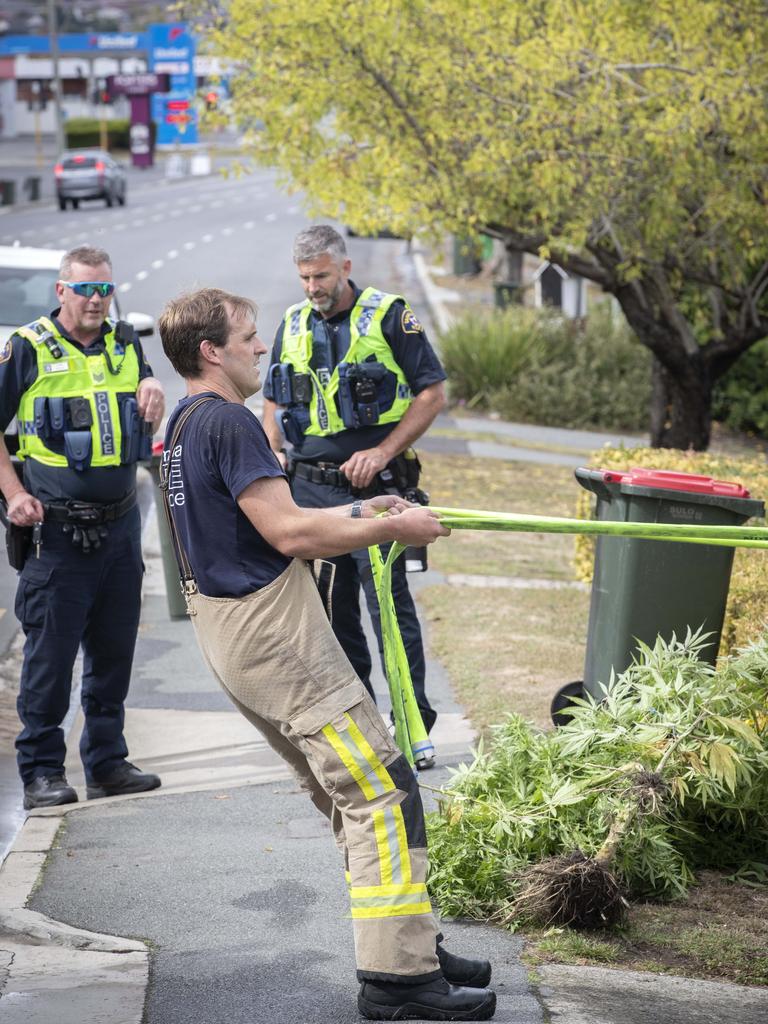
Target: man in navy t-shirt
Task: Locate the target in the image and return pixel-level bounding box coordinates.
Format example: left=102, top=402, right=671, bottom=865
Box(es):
left=158, top=287, right=495, bottom=1022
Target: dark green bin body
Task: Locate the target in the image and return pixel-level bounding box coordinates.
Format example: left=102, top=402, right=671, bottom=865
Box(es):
left=576, top=467, right=764, bottom=700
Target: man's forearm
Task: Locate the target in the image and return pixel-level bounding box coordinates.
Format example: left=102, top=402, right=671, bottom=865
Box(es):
left=376, top=382, right=446, bottom=462
left=0, top=436, right=25, bottom=502
left=261, top=399, right=284, bottom=453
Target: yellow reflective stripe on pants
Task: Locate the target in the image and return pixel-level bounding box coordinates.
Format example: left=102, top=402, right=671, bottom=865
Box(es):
left=373, top=806, right=412, bottom=886
left=322, top=713, right=396, bottom=801
left=350, top=882, right=431, bottom=920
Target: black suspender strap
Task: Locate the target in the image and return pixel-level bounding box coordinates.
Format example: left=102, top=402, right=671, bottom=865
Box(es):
left=158, top=395, right=220, bottom=603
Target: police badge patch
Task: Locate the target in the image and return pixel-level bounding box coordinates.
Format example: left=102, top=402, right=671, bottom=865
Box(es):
left=0, top=338, right=12, bottom=364
left=401, top=308, right=423, bottom=334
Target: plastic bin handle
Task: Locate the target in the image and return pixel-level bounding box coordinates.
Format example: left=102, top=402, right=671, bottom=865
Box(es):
left=575, top=467, right=614, bottom=501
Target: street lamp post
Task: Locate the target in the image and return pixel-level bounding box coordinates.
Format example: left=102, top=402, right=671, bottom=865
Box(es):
left=47, top=0, right=65, bottom=154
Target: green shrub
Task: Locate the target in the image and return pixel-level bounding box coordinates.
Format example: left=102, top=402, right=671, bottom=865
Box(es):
left=712, top=338, right=768, bottom=438
left=440, top=303, right=652, bottom=432
left=64, top=118, right=133, bottom=150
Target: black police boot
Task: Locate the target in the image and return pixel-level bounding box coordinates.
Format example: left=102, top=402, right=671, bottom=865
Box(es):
left=23, top=775, right=78, bottom=810
left=357, top=977, right=496, bottom=1021
left=86, top=761, right=161, bottom=800
left=437, top=943, right=492, bottom=988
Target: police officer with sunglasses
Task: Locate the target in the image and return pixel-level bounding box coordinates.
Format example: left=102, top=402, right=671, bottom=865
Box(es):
left=0, top=244, right=165, bottom=809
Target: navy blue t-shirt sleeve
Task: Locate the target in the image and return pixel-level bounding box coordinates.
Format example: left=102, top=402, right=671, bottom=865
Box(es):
left=261, top=325, right=285, bottom=401
left=381, top=300, right=446, bottom=394
left=0, top=334, right=39, bottom=432
left=205, top=404, right=286, bottom=499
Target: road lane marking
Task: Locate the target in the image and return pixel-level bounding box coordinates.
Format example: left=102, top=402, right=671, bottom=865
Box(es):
left=118, top=282, right=132, bottom=293
left=136, top=270, right=148, bottom=280
left=167, top=249, right=179, bottom=259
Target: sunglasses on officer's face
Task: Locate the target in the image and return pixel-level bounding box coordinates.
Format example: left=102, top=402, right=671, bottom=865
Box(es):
left=58, top=281, right=116, bottom=298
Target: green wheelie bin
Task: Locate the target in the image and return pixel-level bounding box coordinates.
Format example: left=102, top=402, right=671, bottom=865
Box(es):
left=551, top=467, right=764, bottom=722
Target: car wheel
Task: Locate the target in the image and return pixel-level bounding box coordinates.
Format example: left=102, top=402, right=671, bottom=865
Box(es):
left=72, top=199, right=80, bottom=210
left=117, top=189, right=126, bottom=207
left=58, top=197, right=66, bottom=211
left=105, top=190, right=114, bottom=208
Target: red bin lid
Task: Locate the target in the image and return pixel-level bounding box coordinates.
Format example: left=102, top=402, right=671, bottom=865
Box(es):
left=599, top=467, right=751, bottom=498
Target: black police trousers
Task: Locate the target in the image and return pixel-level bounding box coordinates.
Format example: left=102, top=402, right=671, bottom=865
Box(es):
left=293, top=473, right=436, bottom=733
left=14, top=506, right=143, bottom=784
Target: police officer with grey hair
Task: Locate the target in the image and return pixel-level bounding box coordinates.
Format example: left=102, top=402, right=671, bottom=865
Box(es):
left=0, top=244, right=164, bottom=809
left=262, top=226, right=446, bottom=764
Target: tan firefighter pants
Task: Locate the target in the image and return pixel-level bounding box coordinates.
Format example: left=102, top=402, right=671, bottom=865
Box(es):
left=187, top=557, right=441, bottom=982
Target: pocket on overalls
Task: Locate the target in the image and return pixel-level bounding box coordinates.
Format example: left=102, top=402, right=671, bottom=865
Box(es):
left=289, top=682, right=397, bottom=799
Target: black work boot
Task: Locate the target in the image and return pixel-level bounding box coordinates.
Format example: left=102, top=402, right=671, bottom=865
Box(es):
left=358, top=976, right=496, bottom=1020
left=23, top=775, right=78, bottom=810
left=437, top=943, right=492, bottom=988
left=86, top=761, right=161, bottom=799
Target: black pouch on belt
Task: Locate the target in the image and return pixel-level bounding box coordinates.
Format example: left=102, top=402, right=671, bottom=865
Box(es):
left=0, top=501, right=31, bottom=570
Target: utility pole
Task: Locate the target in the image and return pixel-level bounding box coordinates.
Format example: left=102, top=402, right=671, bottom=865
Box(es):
left=47, top=0, right=65, bottom=154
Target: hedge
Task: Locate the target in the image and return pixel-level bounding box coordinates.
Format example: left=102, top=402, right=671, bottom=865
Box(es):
left=574, top=447, right=768, bottom=655
left=440, top=303, right=651, bottom=432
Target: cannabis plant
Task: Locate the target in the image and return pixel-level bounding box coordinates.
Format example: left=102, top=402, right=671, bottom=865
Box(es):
left=427, top=629, right=768, bottom=929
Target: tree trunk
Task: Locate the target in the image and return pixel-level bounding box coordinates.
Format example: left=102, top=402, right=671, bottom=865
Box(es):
left=649, top=356, right=712, bottom=450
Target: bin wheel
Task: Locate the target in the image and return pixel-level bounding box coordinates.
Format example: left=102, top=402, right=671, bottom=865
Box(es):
left=551, top=680, right=584, bottom=726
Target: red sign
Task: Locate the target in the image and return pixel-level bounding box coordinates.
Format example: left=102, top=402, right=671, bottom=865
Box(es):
left=166, top=99, right=190, bottom=111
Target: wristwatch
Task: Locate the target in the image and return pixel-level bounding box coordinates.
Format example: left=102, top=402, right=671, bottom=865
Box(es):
left=350, top=500, right=364, bottom=519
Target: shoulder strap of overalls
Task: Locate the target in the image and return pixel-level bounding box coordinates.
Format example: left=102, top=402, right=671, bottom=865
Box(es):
left=158, top=395, right=221, bottom=597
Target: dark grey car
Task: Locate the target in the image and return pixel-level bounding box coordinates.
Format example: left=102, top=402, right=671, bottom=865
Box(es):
left=55, top=150, right=127, bottom=211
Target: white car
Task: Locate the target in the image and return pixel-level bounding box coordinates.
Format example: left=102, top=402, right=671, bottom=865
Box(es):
left=0, top=244, right=154, bottom=344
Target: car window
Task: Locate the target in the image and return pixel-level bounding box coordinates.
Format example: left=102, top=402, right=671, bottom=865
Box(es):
left=62, top=156, right=99, bottom=169
left=0, top=267, right=59, bottom=328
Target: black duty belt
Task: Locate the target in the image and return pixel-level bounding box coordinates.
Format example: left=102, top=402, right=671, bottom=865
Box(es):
left=44, top=492, right=137, bottom=526
left=292, top=461, right=350, bottom=489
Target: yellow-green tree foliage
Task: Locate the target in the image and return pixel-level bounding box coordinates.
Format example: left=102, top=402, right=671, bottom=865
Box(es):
left=574, top=448, right=768, bottom=655
left=205, top=0, right=768, bottom=450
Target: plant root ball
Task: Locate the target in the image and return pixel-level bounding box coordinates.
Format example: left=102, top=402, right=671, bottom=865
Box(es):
left=511, top=850, right=629, bottom=929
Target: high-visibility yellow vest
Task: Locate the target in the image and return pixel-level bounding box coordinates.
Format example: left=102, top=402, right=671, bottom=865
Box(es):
left=279, top=288, right=412, bottom=436
left=15, top=315, right=141, bottom=468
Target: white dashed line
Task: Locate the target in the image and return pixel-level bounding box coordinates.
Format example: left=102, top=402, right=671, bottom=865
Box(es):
left=118, top=282, right=132, bottom=293
left=287, top=205, right=300, bottom=215
left=221, top=226, right=234, bottom=236
left=183, top=241, right=195, bottom=250
left=265, top=213, right=277, bottom=222
left=151, top=259, right=164, bottom=269
left=202, top=234, right=213, bottom=243
left=244, top=221, right=255, bottom=229
left=136, top=270, right=148, bottom=281
left=167, top=249, right=179, bottom=259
